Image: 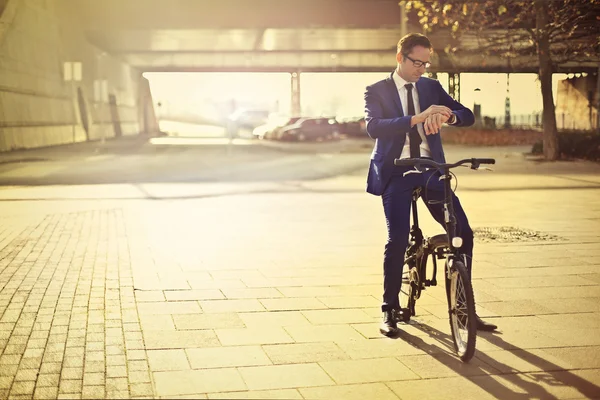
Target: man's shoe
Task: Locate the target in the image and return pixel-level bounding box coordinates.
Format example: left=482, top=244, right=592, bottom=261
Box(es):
left=476, top=315, right=498, bottom=331
left=380, top=310, right=399, bottom=337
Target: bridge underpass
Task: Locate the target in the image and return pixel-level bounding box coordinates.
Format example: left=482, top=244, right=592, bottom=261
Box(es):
left=0, top=0, right=596, bottom=151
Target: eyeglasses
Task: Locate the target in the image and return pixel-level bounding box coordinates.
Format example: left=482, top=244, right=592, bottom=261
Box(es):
left=404, top=54, right=431, bottom=69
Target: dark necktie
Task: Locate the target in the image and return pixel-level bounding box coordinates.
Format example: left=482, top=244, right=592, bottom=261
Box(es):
left=405, top=84, right=422, bottom=158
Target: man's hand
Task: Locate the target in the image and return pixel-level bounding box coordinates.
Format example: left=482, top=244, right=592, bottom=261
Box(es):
left=423, top=113, right=450, bottom=135
left=411, top=105, right=452, bottom=128
left=419, top=105, right=452, bottom=121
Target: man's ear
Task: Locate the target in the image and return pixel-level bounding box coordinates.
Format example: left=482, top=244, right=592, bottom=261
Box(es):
left=396, top=52, right=403, bottom=64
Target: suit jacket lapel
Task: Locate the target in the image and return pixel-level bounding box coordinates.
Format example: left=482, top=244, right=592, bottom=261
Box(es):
left=415, top=78, right=428, bottom=116
left=415, top=78, right=437, bottom=148
left=387, top=72, right=404, bottom=116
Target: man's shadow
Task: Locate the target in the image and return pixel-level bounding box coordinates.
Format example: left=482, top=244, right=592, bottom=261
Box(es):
left=393, top=321, right=600, bottom=399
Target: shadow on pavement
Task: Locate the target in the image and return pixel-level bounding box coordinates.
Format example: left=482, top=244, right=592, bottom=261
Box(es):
left=395, top=323, right=600, bottom=399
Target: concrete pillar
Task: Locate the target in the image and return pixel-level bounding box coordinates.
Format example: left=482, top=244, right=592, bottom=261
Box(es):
left=291, top=71, right=301, bottom=116
left=473, top=88, right=482, bottom=127
left=596, top=66, right=600, bottom=133
left=448, top=73, right=460, bottom=102
left=504, top=73, right=511, bottom=129
left=399, top=1, right=407, bottom=38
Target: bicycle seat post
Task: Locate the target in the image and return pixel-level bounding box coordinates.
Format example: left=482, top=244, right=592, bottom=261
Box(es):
left=411, top=187, right=421, bottom=229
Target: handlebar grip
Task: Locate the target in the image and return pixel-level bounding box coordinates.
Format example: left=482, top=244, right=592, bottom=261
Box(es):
left=476, top=158, right=496, bottom=165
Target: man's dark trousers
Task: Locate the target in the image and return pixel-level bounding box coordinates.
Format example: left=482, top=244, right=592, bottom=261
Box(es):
left=381, top=166, right=474, bottom=312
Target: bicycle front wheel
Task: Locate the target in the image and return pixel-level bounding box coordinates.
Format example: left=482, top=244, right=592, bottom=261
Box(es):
left=447, top=260, right=477, bottom=362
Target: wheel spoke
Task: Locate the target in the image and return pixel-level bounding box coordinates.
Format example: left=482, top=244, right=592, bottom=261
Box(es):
left=449, top=268, right=472, bottom=353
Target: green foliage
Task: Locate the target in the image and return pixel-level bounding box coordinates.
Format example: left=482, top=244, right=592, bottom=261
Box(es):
left=405, top=0, right=600, bottom=61
left=532, top=131, right=600, bottom=161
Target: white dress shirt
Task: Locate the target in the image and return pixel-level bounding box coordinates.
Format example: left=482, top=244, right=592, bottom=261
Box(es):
left=392, top=71, right=432, bottom=159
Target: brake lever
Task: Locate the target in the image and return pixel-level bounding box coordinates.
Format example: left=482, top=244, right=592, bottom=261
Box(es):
left=477, top=167, right=494, bottom=172
left=403, top=167, right=424, bottom=177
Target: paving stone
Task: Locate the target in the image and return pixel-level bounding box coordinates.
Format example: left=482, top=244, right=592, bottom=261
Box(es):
left=199, top=299, right=266, bottom=313
left=14, top=368, right=38, bottom=381
left=36, top=373, right=60, bottom=387
left=262, top=342, right=349, bottom=364
left=542, top=346, right=600, bottom=369
left=259, top=298, right=328, bottom=311
left=387, top=376, right=497, bottom=400
left=0, top=376, right=13, bottom=389
left=144, top=330, right=220, bottom=349
left=147, top=349, right=190, bottom=371
left=164, top=290, right=224, bottom=301
left=299, top=383, right=400, bottom=400
left=319, top=358, right=419, bottom=384
left=221, top=288, right=283, bottom=299
left=335, top=338, right=427, bottom=359
left=58, top=379, right=82, bottom=394
left=215, top=327, right=294, bottom=346
left=317, top=296, right=380, bottom=309
left=83, top=372, right=104, bottom=386
left=33, top=386, right=59, bottom=399
left=301, top=309, right=374, bottom=325
left=105, top=377, right=129, bottom=392
left=154, top=369, right=247, bottom=396
left=128, top=370, right=152, bottom=384
left=130, top=382, right=153, bottom=397
left=135, top=291, right=165, bottom=302
left=238, top=364, right=334, bottom=390
left=187, top=346, right=272, bottom=369
left=81, top=385, right=105, bottom=399
left=207, top=389, right=303, bottom=399
left=239, top=311, right=310, bottom=328
left=283, top=325, right=366, bottom=343
left=138, top=301, right=201, bottom=315
left=172, top=313, right=244, bottom=330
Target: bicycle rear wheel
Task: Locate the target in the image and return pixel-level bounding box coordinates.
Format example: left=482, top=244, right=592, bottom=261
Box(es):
left=447, top=260, right=477, bottom=362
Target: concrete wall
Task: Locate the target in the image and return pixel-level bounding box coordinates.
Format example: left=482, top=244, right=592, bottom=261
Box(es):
left=556, top=74, right=599, bottom=131
left=0, top=0, right=149, bottom=152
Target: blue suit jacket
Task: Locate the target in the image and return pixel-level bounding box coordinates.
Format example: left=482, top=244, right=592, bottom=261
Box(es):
left=364, top=72, right=475, bottom=196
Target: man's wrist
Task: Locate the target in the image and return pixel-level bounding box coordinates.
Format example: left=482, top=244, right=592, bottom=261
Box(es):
left=447, top=113, right=457, bottom=125
left=411, top=114, right=424, bottom=126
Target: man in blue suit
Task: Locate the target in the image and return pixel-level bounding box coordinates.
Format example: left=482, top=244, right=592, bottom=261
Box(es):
left=364, top=33, right=497, bottom=336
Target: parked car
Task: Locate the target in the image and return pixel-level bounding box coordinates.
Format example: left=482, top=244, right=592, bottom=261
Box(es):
left=253, top=116, right=302, bottom=140
left=277, top=117, right=340, bottom=141
left=337, top=117, right=367, bottom=137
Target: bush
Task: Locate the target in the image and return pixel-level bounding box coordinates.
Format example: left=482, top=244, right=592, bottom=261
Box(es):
left=532, top=130, right=600, bottom=161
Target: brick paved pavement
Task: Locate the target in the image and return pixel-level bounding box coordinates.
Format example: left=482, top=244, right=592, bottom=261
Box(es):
left=0, top=141, right=599, bottom=399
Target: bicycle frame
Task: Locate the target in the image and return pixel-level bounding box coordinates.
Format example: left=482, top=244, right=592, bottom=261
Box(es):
left=396, top=157, right=494, bottom=361
left=403, top=166, right=470, bottom=299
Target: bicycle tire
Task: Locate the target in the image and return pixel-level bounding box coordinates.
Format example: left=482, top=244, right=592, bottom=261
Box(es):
left=447, top=260, right=477, bottom=362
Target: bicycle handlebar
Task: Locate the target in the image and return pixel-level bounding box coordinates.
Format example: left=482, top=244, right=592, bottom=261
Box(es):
left=393, top=157, right=495, bottom=171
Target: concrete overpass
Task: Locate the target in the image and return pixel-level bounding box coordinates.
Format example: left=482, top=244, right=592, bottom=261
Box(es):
left=69, top=0, right=597, bottom=74
left=0, top=0, right=596, bottom=152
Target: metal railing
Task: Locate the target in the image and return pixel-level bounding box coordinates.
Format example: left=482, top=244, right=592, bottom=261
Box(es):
left=480, top=114, right=543, bottom=130
left=480, top=112, right=598, bottom=131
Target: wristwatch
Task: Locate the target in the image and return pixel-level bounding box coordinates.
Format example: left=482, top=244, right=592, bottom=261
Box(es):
left=448, top=113, right=457, bottom=124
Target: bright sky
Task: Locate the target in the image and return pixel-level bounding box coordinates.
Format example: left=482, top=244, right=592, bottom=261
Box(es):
left=145, top=71, right=570, bottom=120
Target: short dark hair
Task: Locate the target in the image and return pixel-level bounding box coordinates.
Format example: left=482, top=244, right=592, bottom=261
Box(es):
left=397, top=33, right=432, bottom=56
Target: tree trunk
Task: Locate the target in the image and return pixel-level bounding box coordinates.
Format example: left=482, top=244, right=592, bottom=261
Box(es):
left=535, top=0, right=559, bottom=160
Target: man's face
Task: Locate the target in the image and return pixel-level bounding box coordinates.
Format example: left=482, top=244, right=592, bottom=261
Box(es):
left=397, top=45, right=431, bottom=82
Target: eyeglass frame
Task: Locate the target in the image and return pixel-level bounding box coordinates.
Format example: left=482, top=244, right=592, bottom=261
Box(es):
left=403, top=54, right=431, bottom=69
